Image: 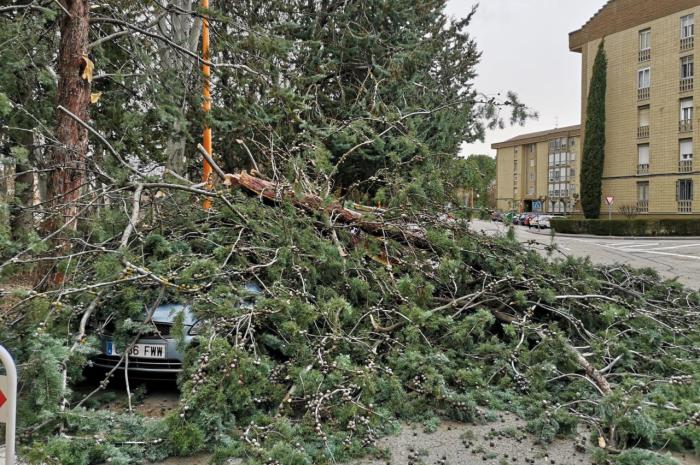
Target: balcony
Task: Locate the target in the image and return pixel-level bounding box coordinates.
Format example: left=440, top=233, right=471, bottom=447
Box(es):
left=638, top=49, right=651, bottom=62
left=680, top=77, right=694, bottom=93
left=679, top=159, right=694, bottom=173
left=637, top=125, right=650, bottom=138
left=679, top=119, right=693, bottom=133
left=681, top=36, right=695, bottom=51
left=678, top=200, right=693, bottom=213
left=637, top=200, right=649, bottom=213
left=638, top=87, right=650, bottom=101
left=637, top=163, right=650, bottom=175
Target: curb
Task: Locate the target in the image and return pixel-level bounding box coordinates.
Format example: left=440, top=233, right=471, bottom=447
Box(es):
left=518, top=227, right=700, bottom=241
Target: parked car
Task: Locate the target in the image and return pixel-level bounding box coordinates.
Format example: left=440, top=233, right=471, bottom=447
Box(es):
left=523, top=213, right=537, bottom=227
left=503, top=211, right=518, bottom=224
left=491, top=211, right=503, bottom=222
left=532, top=215, right=563, bottom=229
left=92, top=283, right=260, bottom=378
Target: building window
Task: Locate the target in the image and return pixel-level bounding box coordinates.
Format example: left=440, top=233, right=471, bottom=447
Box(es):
left=681, top=14, right=695, bottom=39
left=529, top=144, right=536, bottom=154
left=681, top=98, right=693, bottom=121
left=638, top=68, right=651, bottom=89
left=638, top=105, right=650, bottom=138
left=680, top=98, right=693, bottom=132
left=681, top=55, right=694, bottom=78
left=677, top=179, right=693, bottom=203
left=639, top=29, right=652, bottom=61
left=680, top=139, right=693, bottom=160
left=638, top=144, right=650, bottom=164
left=637, top=182, right=649, bottom=201
left=637, top=182, right=649, bottom=212
left=677, top=179, right=693, bottom=200
left=640, top=29, right=651, bottom=50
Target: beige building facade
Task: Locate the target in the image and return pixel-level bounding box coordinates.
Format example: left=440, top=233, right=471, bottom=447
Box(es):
left=571, top=0, right=700, bottom=216
left=493, top=126, right=581, bottom=214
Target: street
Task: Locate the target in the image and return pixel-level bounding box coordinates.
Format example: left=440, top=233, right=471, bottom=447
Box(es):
left=471, top=220, right=700, bottom=289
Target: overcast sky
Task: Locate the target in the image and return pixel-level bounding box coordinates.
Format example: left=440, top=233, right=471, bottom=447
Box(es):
left=444, top=0, right=608, bottom=157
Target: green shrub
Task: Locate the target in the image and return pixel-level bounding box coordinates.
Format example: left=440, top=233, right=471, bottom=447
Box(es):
left=551, top=218, right=700, bottom=236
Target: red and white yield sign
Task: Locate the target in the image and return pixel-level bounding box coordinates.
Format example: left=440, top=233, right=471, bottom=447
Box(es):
left=0, top=345, right=17, bottom=465
left=605, top=196, right=615, bottom=206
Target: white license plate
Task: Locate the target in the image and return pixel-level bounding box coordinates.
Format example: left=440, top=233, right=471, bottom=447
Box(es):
left=106, top=341, right=166, bottom=359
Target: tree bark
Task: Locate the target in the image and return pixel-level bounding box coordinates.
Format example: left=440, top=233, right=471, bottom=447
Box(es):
left=45, top=0, right=91, bottom=233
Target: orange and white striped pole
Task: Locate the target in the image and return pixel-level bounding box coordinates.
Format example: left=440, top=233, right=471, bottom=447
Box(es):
left=201, top=0, right=213, bottom=209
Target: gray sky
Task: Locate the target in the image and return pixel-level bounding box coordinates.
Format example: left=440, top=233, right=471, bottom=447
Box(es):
left=444, top=0, right=608, bottom=157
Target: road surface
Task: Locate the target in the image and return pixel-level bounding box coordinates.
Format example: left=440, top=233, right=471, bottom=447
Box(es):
left=471, top=220, right=700, bottom=289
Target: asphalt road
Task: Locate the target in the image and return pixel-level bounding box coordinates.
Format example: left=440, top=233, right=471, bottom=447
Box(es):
left=470, top=219, right=700, bottom=289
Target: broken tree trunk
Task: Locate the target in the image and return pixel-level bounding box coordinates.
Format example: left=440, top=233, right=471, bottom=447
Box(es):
left=224, top=170, right=430, bottom=248
left=44, top=0, right=92, bottom=234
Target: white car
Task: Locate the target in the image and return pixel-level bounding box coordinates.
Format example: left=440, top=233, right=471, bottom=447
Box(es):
left=533, top=215, right=554, bottom=229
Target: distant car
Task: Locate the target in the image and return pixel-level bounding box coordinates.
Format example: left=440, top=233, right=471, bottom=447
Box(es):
left=503, top=212, right=518, bottom=224
left=491, top=211, right=503, bottom=222
left=523, top=213, right=537, bottom=227
left=533, top=215, right=560, bottom=229
left=92, top=283, right=260, bottom=378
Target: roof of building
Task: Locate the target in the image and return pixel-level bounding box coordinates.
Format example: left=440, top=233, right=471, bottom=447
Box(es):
left=570, top=0, right=700, bottom=52
left=491, top=125, right=581, bottom=150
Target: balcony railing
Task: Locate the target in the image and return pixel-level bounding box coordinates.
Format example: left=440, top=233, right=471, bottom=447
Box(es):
left=637, top=163, right=650, bottom=175
left=680, top=77, right=694, bottom=93
left=681, top=36, right=695, bottom=51
left=678, top=200, right=693, bottom=213
left=638, top=87, right=650, bottom=101
left=639, top=49, right=651, bottom=62
left=679, top=159, right=694, bottom=172
left=637, top=200, right=649, bottom=213
left=638, top=125, right=650, bottom=138
left=679, top=119, right=693, bottom=133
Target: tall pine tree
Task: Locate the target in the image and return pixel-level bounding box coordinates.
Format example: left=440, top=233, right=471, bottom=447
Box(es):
left=580, top=41, right=607, bottom=218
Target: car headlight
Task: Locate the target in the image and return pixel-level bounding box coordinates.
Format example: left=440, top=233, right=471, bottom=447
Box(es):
left=188, top=320, right=204, bottom=335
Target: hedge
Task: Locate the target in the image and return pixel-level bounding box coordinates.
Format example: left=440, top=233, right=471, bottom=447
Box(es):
left=550, top=218, right=700, bottom=236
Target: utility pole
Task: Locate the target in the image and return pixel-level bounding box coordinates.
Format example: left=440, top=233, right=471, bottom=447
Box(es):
left=201, top=0, right=213, bottom=209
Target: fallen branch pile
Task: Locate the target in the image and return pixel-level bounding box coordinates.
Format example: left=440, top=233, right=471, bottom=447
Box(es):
left=1, top=171, right=699, bottom=465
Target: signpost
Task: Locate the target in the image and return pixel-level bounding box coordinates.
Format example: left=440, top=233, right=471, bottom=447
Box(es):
left=605, top=196, right=614, bottom=222
left=0, top=345, right=16, bottom=465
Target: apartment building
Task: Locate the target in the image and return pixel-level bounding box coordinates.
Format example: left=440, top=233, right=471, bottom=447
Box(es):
left=493, top=126, right=581, bottom=214
left=570, top=0, right=700, bottom=215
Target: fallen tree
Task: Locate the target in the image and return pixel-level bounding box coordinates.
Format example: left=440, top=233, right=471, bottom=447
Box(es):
left=1, top=167, right=698, bottom=465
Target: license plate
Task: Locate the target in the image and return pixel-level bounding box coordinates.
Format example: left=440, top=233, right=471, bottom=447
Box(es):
left=106, top=341, right=166, bottom=359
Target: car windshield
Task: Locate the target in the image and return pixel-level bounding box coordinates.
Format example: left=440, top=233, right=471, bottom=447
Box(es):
left=149, top=282, right=262, bottom=324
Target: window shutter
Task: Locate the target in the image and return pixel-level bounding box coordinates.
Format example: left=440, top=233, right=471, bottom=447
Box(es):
left=639, top=107, right=650, bottom=126
left=676, top=180, right=681, bottom=201
left=638, top=145, right=650, bottom=164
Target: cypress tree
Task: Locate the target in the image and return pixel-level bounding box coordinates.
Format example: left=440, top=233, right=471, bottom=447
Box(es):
left=581, top=41, right=607, bottom=218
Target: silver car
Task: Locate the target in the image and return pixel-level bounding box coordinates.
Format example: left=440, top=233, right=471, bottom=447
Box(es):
left=92, top=283, right=260, bottom=377
left=92, top=304, right=199, bottom=377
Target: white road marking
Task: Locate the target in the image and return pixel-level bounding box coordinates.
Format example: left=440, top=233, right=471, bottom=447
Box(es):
left=630, top=250, right=700, bottom=260
left=617, top=243, right=660, bottom=249
left=644, top=243, right=700, bottom=251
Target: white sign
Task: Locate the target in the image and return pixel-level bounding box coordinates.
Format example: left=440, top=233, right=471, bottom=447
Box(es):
left=0, top=375, right=9, bottom=423
left=0, top=345, right=17, bottom=465
left=605, top=196, right=614, bottom=206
